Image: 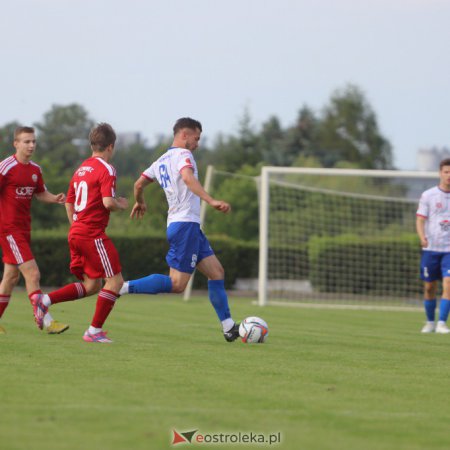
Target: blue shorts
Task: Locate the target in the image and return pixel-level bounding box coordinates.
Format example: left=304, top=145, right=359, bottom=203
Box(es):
left=166, top=222, right=214, bottom=274
left=420, top=251, right=450, bottom=282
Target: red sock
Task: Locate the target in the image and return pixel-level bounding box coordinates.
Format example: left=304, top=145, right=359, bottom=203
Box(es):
left=49, top=282, right=86, bottom=304
left=0, top=295, right=11, bottom=318
left=91, top=289, right=118, bottom=329
left=28, top=290, right=42, bottom=304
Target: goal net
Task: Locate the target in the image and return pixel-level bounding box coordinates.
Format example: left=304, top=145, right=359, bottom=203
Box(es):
left=258, top=167, right=438, bottom=307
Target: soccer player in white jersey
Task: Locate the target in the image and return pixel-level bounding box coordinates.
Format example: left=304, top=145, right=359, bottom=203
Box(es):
left=120, top=117, right=240, bottom=342
left=416, top=158, right=450, bottom=333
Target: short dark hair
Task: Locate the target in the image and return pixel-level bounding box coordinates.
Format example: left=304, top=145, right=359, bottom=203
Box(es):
left=440, top=159, right=450, bottom=170
left=14, top=126, right=35, bottom=140
left=173, top=117, right=202, bottom=136
left=89, top=123, right=116, bottom=152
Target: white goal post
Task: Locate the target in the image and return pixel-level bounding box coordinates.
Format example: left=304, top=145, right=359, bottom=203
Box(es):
left=258, top=167, right=438, bottom=307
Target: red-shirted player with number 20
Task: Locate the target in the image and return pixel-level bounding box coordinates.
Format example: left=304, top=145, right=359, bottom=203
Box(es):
left=0, top=126, right=68, bottom=335
left=33, top=123, right=128, bottom=343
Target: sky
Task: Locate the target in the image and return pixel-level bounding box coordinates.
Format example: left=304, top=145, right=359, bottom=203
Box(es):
left=1, top=0, right=449, bottom=170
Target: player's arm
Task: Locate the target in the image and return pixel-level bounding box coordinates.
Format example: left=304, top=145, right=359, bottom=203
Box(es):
left=416, top=215, right=428, bottom=248
left=181, top=167, right=231, bottom=213
left=35, top=190, right=66, bottom=204
left=131, top=175, right=152, bottom=219
left=99, top=170, right=128, bottom=212
left=103, top=196, right=129, bottom=212
left=65, top=202, right=75, bottom=225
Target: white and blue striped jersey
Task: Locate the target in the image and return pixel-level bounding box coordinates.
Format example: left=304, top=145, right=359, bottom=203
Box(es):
left=142, top=147, right=200, bottom=226
left=417, top=186, right=450, bottom=252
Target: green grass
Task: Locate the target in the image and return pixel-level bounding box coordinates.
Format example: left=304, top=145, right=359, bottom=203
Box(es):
left=0, top=292, right=449, bottom=450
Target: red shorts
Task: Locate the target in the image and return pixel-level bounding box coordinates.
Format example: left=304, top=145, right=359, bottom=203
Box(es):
left=0, top=232, right=34, bottom=265
left=69, top=234, right=122, bottom=280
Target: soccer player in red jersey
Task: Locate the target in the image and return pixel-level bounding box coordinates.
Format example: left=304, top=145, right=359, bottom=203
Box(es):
left=0, top=126, right=68, bottom=334
left=33, top=123, right=128, bottom=343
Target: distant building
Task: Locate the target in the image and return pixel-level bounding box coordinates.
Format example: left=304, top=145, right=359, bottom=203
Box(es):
left=417, top=147, right=450, bottom=171
left=115, top=132, right=142, bottom=149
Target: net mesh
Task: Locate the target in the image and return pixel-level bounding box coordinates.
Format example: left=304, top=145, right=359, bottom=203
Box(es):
left=200, top=167, right=439, bottom=307
left=265, top=171, right=437, bottom=306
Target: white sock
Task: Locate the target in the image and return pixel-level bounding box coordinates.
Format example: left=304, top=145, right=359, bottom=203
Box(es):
left=119, top=281, right=129, bottom=296
left=88, top=326, right=102, bottom=334
left=222, top=318, right=235, bottom=333
left=43, top=294, right=51, bottom=307
left=43, top=313, right=53, bottom=328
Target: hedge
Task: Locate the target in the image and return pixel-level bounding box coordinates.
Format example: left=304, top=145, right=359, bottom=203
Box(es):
left=308, top=233, right=423, bottom=296
left=0, top=231, right=424, bottom=297
left=0, top=233, right=259, bottom=290
left=268, top=244, right=308, bottom=279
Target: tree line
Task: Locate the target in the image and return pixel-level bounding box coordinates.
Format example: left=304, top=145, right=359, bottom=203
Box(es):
left=0, top=84, right=394, bottom=237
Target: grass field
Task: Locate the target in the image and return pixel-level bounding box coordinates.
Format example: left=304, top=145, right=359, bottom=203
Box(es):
left=1, top=292, right=450, bottom=450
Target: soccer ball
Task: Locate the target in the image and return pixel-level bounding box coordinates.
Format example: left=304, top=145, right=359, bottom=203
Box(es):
left=239, top=316, right=269, bottom=343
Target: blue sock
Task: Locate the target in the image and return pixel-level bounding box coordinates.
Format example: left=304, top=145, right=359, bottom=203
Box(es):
left=424, top=299, right=436, bottom=321
left=129, top=274, right=172, bottom=294
left=208, top=279, right=231, bottom=321
left=439, top=299, right=450, bottom=322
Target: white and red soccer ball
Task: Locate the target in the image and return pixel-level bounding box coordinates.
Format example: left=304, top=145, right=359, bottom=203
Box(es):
left=239, top=316, right=269, bottom=343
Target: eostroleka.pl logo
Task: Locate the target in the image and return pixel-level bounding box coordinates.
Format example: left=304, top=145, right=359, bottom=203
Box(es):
left=172, top=429, right=282, bottom=446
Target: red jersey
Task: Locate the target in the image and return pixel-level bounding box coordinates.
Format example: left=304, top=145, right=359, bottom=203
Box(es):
left=66, top=156, right=117, bottom=238
left=0, top=155, right=46, bottom=235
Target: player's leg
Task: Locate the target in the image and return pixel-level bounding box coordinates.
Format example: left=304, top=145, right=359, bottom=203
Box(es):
left=36, top=234, right=107, bottom=335
left=83, top=273, right=122, bottom=344
left=420, top=251, right=440, bottom=333
left=0, top=263, right=20, bottom=295
left=168, top=268, right=190, bottom=293
left=38, top=239, right=102, bottom=312
left=436, top=253, right=450, bottom=334
left=18, top=259, right=40, bottom=296
left=38, top=275, right=102, bottom=334
left=20, top=259, right=50, bottom=327
left=120, top=222, right=197, bottom=296
left=45, top=236, right=94, bottom=303
left=196, top=231, right=239, bottom=341
left=0, top=263, right=20, bottom=333
left=82, top=236, right=122, bottom=343
left=2, top=232, right=67, bottom=333
left=45, top=282, right=89, bottom=304
left=0, top=233, right=38, bottom=301
left=422, top=281, right=438, bottom=332
left=120, top=272, right=173, bottom=295
left=1, top=233, right=42, bottom=299
left=38, top=280, right=89, bottom=319
left=20, top=259, right=68, bottom=332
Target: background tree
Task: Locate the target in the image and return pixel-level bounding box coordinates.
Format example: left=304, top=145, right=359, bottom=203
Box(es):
left=27, top=104, right=95, bottom=229
left=0, top=83, right=396, bottom=233
left=34, top=103, right=95, bottom=174
left=279, top=106, right=318, bottom=166
left=257, top=116, right=285, bottom=165
left=210, top=109, right=262, bottom=171
left=0, top=121, right=21, bottom=159
left=204, top=164, right=261, bottom=241
left=316, top=84, right=393, bottom=169
left=113, top=142, right=156, bottom=177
